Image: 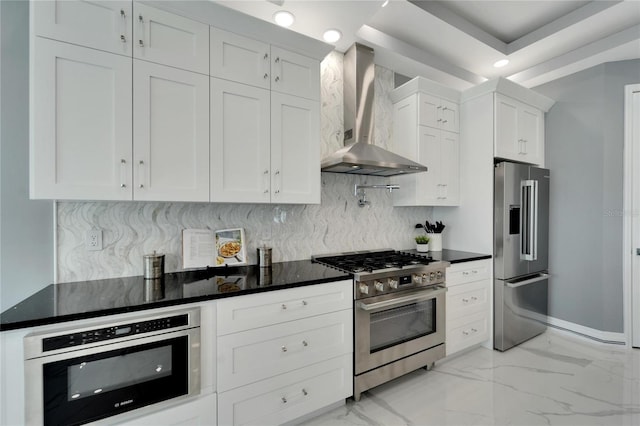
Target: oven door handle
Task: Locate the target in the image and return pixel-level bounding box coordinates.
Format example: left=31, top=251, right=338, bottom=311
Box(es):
left=356, top=286, right=447, bottom=311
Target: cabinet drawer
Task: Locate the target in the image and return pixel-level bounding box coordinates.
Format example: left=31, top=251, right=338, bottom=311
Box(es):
left=446, top=311, right=489, bottom=356
left=447, top=279, right=489, bottom=319
left=446, top=260, right=490, bottom=286
left=218, top=355, right=351, bottom=426
left=113, top=393, right=216, bottom=426
left=216, top=280, right=352, bottom=335
left=217, top=310, right=352, bottom=392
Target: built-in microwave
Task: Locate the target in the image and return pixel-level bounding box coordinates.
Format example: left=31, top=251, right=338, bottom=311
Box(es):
left=24, top=308, right=201, bottom=425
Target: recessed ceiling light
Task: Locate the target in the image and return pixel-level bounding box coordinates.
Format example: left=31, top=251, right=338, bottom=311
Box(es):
left=273, top=10, right=294, bottom=27
left=494, top=59, right=509, bottom=68
left=323, top=29, right=342, bottom=43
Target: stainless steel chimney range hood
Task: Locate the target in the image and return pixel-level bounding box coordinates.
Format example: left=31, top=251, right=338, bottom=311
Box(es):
left=321, top=43, right=428, bottom=177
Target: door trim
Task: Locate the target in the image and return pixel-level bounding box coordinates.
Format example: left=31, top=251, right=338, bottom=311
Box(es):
left=623, top=84, right=640, bottom=348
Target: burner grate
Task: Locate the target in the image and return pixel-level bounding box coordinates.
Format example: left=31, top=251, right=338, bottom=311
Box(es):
left=313, top=250, right=433, bottom=274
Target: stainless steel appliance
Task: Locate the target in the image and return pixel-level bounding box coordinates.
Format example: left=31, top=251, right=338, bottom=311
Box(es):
left=313, top=250, right=448, bottom=401
left=24, top=308, right=201, bottom=425
left=494, top=161, right=550, bottom=351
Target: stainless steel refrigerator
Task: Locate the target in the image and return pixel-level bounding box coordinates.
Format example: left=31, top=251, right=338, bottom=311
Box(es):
left=494, top=161, right=550, bottom=351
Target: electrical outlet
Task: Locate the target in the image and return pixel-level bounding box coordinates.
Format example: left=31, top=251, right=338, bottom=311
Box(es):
left=86, top=229, right=103, bottom=251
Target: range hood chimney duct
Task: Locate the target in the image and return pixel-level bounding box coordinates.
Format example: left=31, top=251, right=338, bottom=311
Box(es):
left=320, top=43, right=427, bottom=177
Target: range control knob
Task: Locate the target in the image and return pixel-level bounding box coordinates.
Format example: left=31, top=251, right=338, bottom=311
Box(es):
left=359, top=283, right=369, bottom=295
left=423, top=273, right=430, bottom=283
left=374, top=281, right=385, bottom=292
left=430, top=272, right=436, bottom=280
left=412, top=274, right=423, bottom=284
left=436, top=271, right=443, bottom=280
left=388, top=278, right=398, bottom=289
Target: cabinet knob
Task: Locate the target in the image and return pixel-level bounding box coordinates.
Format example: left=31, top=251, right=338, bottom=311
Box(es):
left=302, top=300, right=307, bottom=306
left=120, top=184, right=127, bottom=188
left=302, top=389, right=308, bottom=396
left=121, top=9, right=126, bottom=17
left=281, top=345, right=287, bottom=352
left=275, top=190, right=280, bottom=194
left=139, top=39, right=144, bottom=47
left=263, top=53, right=269, bottom=60
left=264, top=73, right=268, bottom=79
left=275, top=57, right=280, bottom=63
left=120, top=35, right=126, bottom=42
left=281, top=397, right=287, bottom=404
left=138, top=14, right=143, bottom=23
left=462, top=298, right=469, bottom=303
left=281, top=303, right=287, bottom=310
left=264, top=189, right=269, bottom=194
left=302, top=340, right=308, bottom=347
left=274, top=76, right=280, bottom=82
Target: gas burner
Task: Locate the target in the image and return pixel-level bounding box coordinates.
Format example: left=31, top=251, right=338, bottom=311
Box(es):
left=312, top=249, right=434, bottom=274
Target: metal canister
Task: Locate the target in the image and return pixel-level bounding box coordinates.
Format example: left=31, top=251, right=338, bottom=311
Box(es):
left=143, top=251, right=165, bottom=279
left=257, top=246, right=272, bottom=268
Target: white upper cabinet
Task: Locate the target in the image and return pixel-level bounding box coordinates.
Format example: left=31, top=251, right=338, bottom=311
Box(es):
left=30, top=38, right=133, bottom=200
left=210, top=78, right=271, bottom=203
left=393, top=126, right=459, bottom=206
left=270, top=46, right=320, bottom=101
left=32, top=0, right=133, bottom=56
left=495, top=94, right=544, bottom=165
left=210, top=80, right=320, bottom=204
left=391, top=80, right=461, bottom=207
left=133, top=61, right=210, bottom=202
left=271, top=92, right=321, bottom=204
left=133, top=2, right=209, bottom=74
left=418, top=93, right=460, bottom=133
left=210, top=28, right=270, bottom=89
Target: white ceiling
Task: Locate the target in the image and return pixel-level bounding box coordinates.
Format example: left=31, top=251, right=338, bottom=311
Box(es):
left=214, top=0, right=640, bottom=91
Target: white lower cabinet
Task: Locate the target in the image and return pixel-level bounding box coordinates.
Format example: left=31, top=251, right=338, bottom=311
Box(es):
left=446, top=260, right=491, bottom=356
left=216, top=280, right=353, bottom=425
left=114, top=393, right=217, bottom=426
left=217, top=355, right=351, bottom=426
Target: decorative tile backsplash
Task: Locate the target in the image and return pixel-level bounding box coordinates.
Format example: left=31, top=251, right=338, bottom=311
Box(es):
left=56, top=51, right=432, bottom=282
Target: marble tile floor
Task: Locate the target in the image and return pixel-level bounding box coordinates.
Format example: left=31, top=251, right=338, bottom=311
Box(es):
left=301, top=331, right=640, bottom=426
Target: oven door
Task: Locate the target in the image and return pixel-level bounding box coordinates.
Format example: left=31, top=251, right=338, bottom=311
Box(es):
left=25, top=328, right=200, bottom=426
left=355, top=286, right=446, bottom=375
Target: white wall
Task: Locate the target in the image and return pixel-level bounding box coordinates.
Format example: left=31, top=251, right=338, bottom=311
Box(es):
left=0, top=0, right=54, bottom=311
left=534, top=59, right=640, bottom=333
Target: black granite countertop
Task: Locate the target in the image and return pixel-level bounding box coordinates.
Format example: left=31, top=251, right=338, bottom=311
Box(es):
left=401, top=249, right=492, bottom=264
left=0, top=260, right=350, bottom=332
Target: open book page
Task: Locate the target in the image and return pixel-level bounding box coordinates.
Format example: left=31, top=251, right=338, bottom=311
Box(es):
left=182, top=229, right=216, bottom=269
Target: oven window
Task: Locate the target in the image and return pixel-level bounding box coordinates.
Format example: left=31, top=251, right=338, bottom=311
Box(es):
left=370, top=299, right=436, bottom=353
left=67, top=346, right=172, bottom=401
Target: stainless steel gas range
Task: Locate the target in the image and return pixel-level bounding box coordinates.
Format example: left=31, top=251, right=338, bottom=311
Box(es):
left=312, top=250, right=449, bottom=401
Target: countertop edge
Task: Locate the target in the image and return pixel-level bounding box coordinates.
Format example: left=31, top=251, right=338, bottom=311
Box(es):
left=0, top=274, right=350, bottom=332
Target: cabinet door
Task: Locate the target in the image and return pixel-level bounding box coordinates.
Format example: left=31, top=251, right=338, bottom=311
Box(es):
left=210, top=79, right=271, bottom=203
left=133, top=3, right=209, bottom=74
left=415, top=126, right=441, bottom=205
left=439, top=130, right=459, bottom=205
left=271, top=93, right=321, bottom=204
left=133, top=61, right=209, bottom=202
left=270, top=47, right=319, bottom=101
left=210, top=28, right=270, bottom=89
left=32, top=0, right=132, bottom=56
left=495, top=94, right=519, bottom=161
left=31, top=38, right=132, bottom=200
left=519, top=105, right=543, bottom=165
left=439, top=99, right=460, bottom=133
left=417, top=93, right=440, bottom=128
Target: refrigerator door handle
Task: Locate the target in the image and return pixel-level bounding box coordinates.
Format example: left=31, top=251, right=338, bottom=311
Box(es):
left=520, top=179, right=538, bottom=261
left=506, top=273, right=549, bottom=288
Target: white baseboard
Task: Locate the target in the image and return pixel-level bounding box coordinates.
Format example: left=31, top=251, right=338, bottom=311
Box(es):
left=546, top=316, right=627, bottom=345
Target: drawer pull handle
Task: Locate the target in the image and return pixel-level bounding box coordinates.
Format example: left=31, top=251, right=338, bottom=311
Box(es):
left=471, top=296, right=478, bottom=301
left=281, top=345, right=287, bottom=352
left=302, top=388, right=308, bottom=396
left=281, top=304, right=287, bottom=310
left=463, top=330, right=469, bottom=335
left=472, top=270, right=478, bottom=274
left=462, top=271, right=469, bottom=275
left=281, top=396, right=287, bottom=404
left=302, top=300, right=308, bottom=306
left=462, top=298, right=469, bottom=303
left=471, top=328, right=478, bottom=333
left=302, top=340, right=308, bottom=347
